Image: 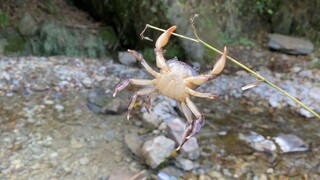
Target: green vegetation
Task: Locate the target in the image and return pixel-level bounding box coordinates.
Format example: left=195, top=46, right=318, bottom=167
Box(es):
left=4, top=35, right=25, bottom=53
left=239, top=0, right=276, bottom=15
left=238, top=37, right=256, bottom=46
left=0, top=9, right=9, bottom=28
left=29, top=21, right=106, bottom=58
left=255, top=0, right=274, bottom=15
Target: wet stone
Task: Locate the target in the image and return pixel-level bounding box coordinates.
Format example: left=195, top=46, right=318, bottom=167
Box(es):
left=158, top=166, right=181, bottom=180
left=239, top=131, right=276, bottom=153
left=273, top=134, right=309, bottom=153
left=299, top=108, right=314, bottom=118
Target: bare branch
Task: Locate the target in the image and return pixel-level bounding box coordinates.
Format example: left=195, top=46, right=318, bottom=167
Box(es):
left=190, top=14, right=201, bottom=42
left=140, top=25, right=153, bottom=41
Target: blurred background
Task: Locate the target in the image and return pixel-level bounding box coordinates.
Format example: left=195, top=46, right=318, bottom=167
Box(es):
left=0, top=0, right=320, bottom=67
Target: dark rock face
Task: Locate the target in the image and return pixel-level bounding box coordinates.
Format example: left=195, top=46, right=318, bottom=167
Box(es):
left=271, top=5, right=292, bottom=34
left=268, top=33, right=314, bottom=55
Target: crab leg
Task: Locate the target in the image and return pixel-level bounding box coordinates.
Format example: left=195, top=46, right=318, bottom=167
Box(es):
left=177, top=99, right=205, bottom=150
left=127, top=87, right=156, bottom=120
left=186, top=87, right=218, bottom=99
left=185, top=97, right=204, bottom=139
left=185, top=47, right=227, bottom=85
left=178, top=102, right=193, bottom=123
left=154, top=26, right=177, bottom=71
left=127, top=49, right=160, bottom=78
left=145, top=92, right=159, bottom=113
left=113, top=79, right=155, bottom=97
left=176, top=102, right=194, bottom=150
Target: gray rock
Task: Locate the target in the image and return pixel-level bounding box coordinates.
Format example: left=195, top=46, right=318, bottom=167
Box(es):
left=87, top=87, right=126, bottom=114
left=109, top=170, right=147, bottom=180
left=141, top=135, right=175, bottom=168
left=299, top=108, right=314, bottom=118
left=153, top=100, right=177, bottom=121
left=101, top=97, right=126, bottom=114
left=82, top=77, right=93, bottom=88
left=124, top=132, right=143, bottom=156
left=158, top=166, right=182, bottom=180
left=118, top=51, right=137, bottom=66
left=142, top=111, right=163, bottom=128
left=268, top=94, right=280, bottom=108
left=239, top=131, right=276, bottom=152
left=268, top=33, right=314, bottom=55
left=54, top=104, right=64, bottom=111
left=175, top=157, right=195, bottom=171
left=299, top=70, right=313, bottom=78
left=273, top=134, right=309, bottom=153
left=290, top=67, right=302, bottom=73
left=166, top=118, right=200, bottom=160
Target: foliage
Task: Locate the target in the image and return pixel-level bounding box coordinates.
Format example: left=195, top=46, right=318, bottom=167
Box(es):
left=255, top=0, right=274, bottom=15
left=239, top=0, right=276, bottom=15
left=30, top=21, right=106, bottom=58
left=219, top=32, right=234, bottom=45
left=308, top=54, right=320, bottom=69
left=238, top=37, right=256, bottom=46
left=4, top=34, right=25, bottom=53
left=0, top=9, right=9, bottom=28
left=99, top=26, right=118, bottom=49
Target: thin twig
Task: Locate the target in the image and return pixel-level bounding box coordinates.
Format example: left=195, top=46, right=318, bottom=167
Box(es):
left=141, top=24, right=320, bottom=119
left=190, top=14, right=201, bottom=42
left=140, top=25, right=153, bottom=41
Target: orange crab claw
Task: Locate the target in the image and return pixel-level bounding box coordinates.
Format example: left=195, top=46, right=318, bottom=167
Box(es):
left=211, top=47, right=227, bottom=75
left=155, top=25, right=177, bottom=49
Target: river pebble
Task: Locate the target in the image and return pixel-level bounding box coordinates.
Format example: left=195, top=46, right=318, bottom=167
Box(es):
left=274, top=134, right=309, bottom=153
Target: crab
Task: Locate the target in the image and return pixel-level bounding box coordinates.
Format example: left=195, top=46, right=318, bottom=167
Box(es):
left=113, top=26, right=227, bottom=150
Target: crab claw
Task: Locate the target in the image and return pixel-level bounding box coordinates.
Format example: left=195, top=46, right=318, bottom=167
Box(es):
left=155, top=25, right=177, bottom=49
left=211, top=47, right=227, bottom=75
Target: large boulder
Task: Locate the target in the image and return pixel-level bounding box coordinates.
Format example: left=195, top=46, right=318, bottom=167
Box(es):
left=268, top=33, right=314, bottom=55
